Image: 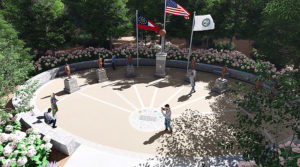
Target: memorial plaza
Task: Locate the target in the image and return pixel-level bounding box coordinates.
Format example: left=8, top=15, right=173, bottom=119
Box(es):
left=2, top=0, right=299, bottom=166
left=20, top=64, right=292, bottom=166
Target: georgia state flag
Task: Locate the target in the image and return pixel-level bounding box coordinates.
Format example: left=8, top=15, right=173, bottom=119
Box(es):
left=138, top=15, right=160, bottom=34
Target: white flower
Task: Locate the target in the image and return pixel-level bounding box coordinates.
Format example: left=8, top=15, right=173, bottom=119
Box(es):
left=13, top=130, right=26, bottom=143
left=0, top=120, right=6, bottom=125
left=153, top=44, right=161, bottom=49
left=8, top=114, right=13, bottom=118
left=45, top=143, right=53, bottom=151
left=13, top=150, right=19, bottom=155
left=20, top=143, right=26, bottom=150
left=28, top=140, right=34, bottom=145
left=3, top=145, right=13, bottom=157
left=292, top=147, right=300, bottom=153
left=26, top=128, right=33, bottom=133
left=40, top=144, right=45, bottom=149
left=12, top=114, right=20, bottom=123
left=26, top=128, right=39, bottom=134
left=17, top=156, right=28, bottom=166
left=22, top=150, right=27, bottom=156
left=3, top=159, right=12, bottom=167
left=26, top=148, right=37, bottom=157
left=43, top=135, right=51, bottom=143
left=11, top=158, right=16, bottom=164
left=0, top=156, right=4, bottom=161
left=28, top=135, right=36, bottom=142
left=5, top=125, right=13, bottom=132
left=8, top=142, right=17, bottom=150
left=27, top=145, right=35, bottom=151
left=0, top=133, right=10, bottom=142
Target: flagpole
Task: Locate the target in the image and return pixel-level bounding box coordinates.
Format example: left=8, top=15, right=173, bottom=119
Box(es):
left=186, top=11, right=196, bottom=73
left=161, top=0, right=167, bottom=53
left=136, top=10, right=139, bottom=68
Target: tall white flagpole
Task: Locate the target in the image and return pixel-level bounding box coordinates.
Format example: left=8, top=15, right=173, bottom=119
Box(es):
left=186, top=11, right=196, bottom=72
left=136, top=10, right=139, bottom=67
left=161, top=0, right=167, bottom=53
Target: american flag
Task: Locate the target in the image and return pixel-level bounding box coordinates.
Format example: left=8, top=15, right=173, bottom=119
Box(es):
left=166, top=0, right=190, bottom=19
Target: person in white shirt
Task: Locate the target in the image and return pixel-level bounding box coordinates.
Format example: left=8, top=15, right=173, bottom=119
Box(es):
left=161, top=104, right=172, bottom=133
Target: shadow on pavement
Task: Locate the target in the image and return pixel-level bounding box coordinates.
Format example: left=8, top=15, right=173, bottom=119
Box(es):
left=177, top=94, right=192, bottom=102
left=73, top=66, right=224, bottom=92
left=136, top=109, right=242, bottom=167
left=144, top=130, right=169, bottom=145
left=32, top=116, right=44, bottom=124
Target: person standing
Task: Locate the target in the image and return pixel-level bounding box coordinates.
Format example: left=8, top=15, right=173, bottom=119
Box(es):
left=50, top=93, right=58, bottom=116
left=189, top=70, right=196, bottom=94
left=161, top=104, right=172, bottom=133
left=112, top=55, right=116, bottom=70
left=44, top=108, right=57, bottom=128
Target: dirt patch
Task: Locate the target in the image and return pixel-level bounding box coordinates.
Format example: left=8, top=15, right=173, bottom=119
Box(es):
left=48, top=148, right=70, bottom=167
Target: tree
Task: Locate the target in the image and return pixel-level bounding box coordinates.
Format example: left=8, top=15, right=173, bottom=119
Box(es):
left=0, top=14, right=33, bottom=107
left=207, top=0, right=267, bottom=47
left=1, top=0, right=74, bottom=56
left=127, top=0, right=164, bottom=45
left=75, top=0, right=132, bottom=49
left=223, top=69, right=300, bottom=166
left=255, top=0, right=300, bottom=69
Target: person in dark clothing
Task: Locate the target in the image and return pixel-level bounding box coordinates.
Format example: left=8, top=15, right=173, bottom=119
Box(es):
left=112, top=55, right=116, bottom=70
left=44, top=108, right=57, bottom=128
left=189, top=70, right=196, bottom=95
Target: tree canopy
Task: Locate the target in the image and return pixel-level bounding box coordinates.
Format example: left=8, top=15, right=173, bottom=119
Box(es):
left=0, top=14, right=33, bottom=105
left=1, top=0, right=73, bottom=55
left=255, top=0, right=300, bottom=69
left=0, top=0, right=299, bottom=68
left=63, top=0, right=131, bottom=49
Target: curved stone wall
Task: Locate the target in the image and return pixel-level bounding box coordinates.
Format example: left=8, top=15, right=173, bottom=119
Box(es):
left=12, top=58, right=261, bottom=155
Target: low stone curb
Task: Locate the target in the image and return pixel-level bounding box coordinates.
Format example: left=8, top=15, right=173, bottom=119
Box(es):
left=12, top=58, right=262, bottom=156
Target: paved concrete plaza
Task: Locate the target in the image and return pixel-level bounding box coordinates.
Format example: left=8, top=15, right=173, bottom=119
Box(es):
left=34, top=66, right=243, bottom=164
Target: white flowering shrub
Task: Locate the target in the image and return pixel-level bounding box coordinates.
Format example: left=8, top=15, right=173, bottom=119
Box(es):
left=165, top=41, right=172, bottom=49
left=153, top=44, right=161, bottom=50
left=13, top=80, right=39, bottom=114
left=0, top=114, right=21, bottom=133
left=0, top=115, right=52, bottom=167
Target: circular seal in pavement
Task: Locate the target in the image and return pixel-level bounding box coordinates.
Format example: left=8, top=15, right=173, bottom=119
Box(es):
left=129, top=108, right=165, bottom=132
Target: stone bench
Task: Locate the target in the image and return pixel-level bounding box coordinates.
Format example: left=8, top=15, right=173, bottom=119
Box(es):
left=19, top=112, right=80, bottom=155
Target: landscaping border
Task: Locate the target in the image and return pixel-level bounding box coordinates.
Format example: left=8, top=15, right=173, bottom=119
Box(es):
left=12, top=58, right=261, bottom=155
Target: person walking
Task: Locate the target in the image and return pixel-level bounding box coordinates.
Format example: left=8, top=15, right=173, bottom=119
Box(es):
left=44, top=108, right=57, bottom=128
left=161, top=104, right=172, bottom=133
left=50, top=93, right=58, bottom=116
left=189, top=70, right=196, bottom=95
left=112, top=55, right=116, bottom=70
